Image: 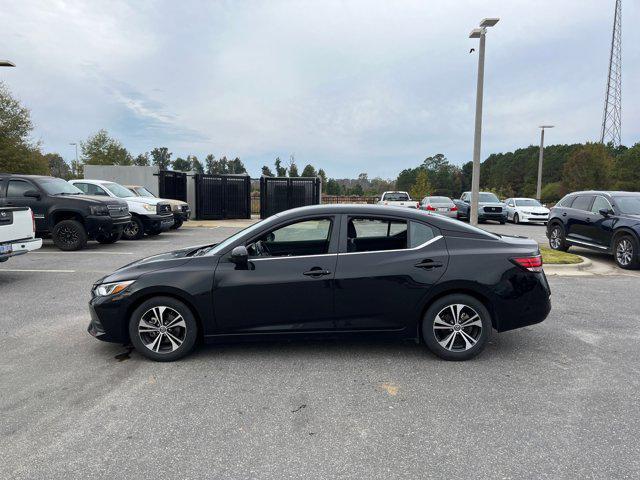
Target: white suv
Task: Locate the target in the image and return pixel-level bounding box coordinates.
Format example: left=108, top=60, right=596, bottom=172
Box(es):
left=69, top=180, right=174, bottom=239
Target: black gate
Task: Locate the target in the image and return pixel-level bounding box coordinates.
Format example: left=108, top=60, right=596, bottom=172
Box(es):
left=195, top=174, right=251, bottom=220
left=259, top=176, right=321, bottom=219
left=157, top=170, right=187, bottom=202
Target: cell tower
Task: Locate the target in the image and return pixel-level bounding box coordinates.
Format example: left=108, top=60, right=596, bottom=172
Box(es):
left=600, top=0, right=622, bottom=147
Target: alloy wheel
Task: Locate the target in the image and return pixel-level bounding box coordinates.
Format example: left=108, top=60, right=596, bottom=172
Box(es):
left=59, top=225, right=79, bottom=245
left=432, top=304, right=482, bottom=352
left=138, top=306, right=187, bottom=354
left=125, top=222, right=139, bottom=237
left=616, top=238, right=633, bottom=267
left=550, top=227, right=562, bottom=249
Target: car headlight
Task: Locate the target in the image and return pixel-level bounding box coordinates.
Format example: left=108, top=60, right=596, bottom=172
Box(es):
left=90, top=205, right=109, bottom=216
left=93, top=280, right=135, bottom=297
left=142, top=203, right=156, bottom=212
left=523, top=211, right=532, bottom=214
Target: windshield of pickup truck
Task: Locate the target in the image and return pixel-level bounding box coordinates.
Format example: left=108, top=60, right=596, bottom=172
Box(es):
left=133, top=187, right=155, bottom=197
left=479, top=193, right=500, bottom=203
left=39, top=178, right=83, bottom=195
left=104, top=182, right=136, bottom=198
left=384, top=193, right=410, bottom=201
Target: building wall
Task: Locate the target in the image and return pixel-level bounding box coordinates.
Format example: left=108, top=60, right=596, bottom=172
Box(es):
left=83, top=165, right=160, bottom=196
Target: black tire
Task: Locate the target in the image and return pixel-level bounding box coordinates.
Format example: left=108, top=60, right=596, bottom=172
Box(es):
left=129, top=296, right=198, bottom=362
left=122, top=216, right=144, bottom=240
left=548, top=223, right=569, bottom=252
left=96, top=229, right=123, bottom=244
left=422, top=294, right=491, bottom=361
left=513, top=213, right=520, bottom=224
left=52, top=219, right=88, bottom=251
left=170, top=218, right=183, bottom=230
left=613, top=234, right=640, bottom=270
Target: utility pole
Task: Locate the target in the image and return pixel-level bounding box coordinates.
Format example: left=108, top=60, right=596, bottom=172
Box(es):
left=469, top=18, right=499, bottom=226
left=536, top=126, right=554, bottom=201
left=601, top=0, right=622, bottom=146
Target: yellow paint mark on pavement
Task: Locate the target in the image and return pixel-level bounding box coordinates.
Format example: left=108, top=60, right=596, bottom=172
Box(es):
left=380, top=383, right=399, bottom=396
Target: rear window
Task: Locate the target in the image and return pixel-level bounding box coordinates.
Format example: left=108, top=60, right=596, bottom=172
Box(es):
left=384, top=192, right=410, bottom=202
left=426, top=196, right=452, bottom=204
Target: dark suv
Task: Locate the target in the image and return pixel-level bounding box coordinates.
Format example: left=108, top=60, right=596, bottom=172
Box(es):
left=454, top=191, right=507, bottom=224
left=0, top=175, right=131, bottom=251
left=546, top=191, right=640, bottom=269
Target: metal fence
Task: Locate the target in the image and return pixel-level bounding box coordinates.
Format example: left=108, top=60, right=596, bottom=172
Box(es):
left=259, top=176, right=321, bottom=219
left=195, top=174, right=251, bottom=220
left=157, top=170, right=187, bottom=202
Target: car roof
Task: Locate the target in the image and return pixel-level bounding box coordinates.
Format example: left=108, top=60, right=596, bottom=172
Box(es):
left=72, top=179, right=113, bottom=185
left=0, top=174, right=55, bottom=180
left=565, top=191, right=639, bottom=197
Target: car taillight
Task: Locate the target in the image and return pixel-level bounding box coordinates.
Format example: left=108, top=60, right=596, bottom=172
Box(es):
left=450, top=206, right=458, bottom=212
left=511, top=255, right=543, bottom=272
left=425, top=205, right=436, bottom=211
left=31, top=210, right=35, bottom=233
left=416, top=202, right=420, bottom=208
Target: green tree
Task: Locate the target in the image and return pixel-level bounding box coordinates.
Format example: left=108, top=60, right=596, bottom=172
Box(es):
left=611, top=143, right=640, bottom=191
left=150, top=147, right=172, bottom=170
left=287, top=155, right=299, bottom=177
left=562, top=143, right=612, bottom=192
left=46, top=153, right=72, bottom=179
left=274, top=157, right=287, bottom=177
left=540, top=182, right=563, bottom=203
left=81, top=129, right=132, bottom=165
left=133, top=152, right=150, bottom=166
left=318, top=168, right=327, bottom=187
left=262, top=165, right=274, bottom=176
left=325, top=178, right=340, bottom=195
left=205, top=154, right=216, bottom=174
left=172, top=157, right=192, bottom=171
left=410, top=169, right=434, bottom=201
left=228, top=157, right=247, bottom=174
left=301, top=164, right=317, bottom=177
left=190, top=155, right=204, bottom=174
left=396, top=167, right=419, bottom=192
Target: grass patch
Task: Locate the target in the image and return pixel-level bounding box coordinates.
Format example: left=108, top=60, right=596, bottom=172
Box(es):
left=540, top=246, right=583, bottom=265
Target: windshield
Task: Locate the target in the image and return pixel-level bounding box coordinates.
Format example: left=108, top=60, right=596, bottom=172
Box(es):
left=479, top=193, right=500, bottom=203
left=39, top=178, right=83, bottom=195
left=104, top=182, right=135, bottom=198
left=384, top=193, right=410, bottom=201
left=135, top=187, right=155, bottom=197
left=206, top=220, right=267, bottom=255
left=613, top=196, right=640, bottom=215
left=515, top=199, right=542, bottom=207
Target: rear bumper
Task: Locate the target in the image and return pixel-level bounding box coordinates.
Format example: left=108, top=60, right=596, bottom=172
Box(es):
left=0, top=237, right=43, bottom=261
left=493, top=271, right=551, bottom=332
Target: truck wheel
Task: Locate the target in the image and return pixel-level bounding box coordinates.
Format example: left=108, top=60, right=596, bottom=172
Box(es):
left=613, top=234, right=640, bottom=270
left=170, top=218, right=183, bottom=230
left=123, top=217, right=144, bottom=240
left=52, top=219, right=88, bottom=251
left=96, top=229, right=123, bottom=244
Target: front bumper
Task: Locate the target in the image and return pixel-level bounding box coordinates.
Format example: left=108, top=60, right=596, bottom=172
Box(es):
left=518, top=214, right=549, bottom=223
left=479, top=211, right=507, bottom=221
left=141, top=214, right=174, bottom=232
left=86, top=214, right=132, bottom=237
left=88, top=293, right=131, bottom=343
left=174, top=209, right=190, bottom=222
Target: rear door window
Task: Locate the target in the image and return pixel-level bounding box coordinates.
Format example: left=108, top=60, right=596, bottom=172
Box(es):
left=347, top=217, right=407, bottom=253
left=570, top=195, right=594, bottom=211
left=409, top=221, right=437, bottom=247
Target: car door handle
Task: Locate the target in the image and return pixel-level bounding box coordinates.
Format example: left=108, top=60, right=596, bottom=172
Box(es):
left=562, top=212, right=567, bottom=216
left=303, top=268, right=331, bottom=277
left=415, top=260, right=443, bottom=270
left=585, top=217, right=591, bottom=223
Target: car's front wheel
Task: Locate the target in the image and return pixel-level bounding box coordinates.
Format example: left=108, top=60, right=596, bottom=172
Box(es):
left=52, top=219, right=88, bottom=251
left=613, top=234, right=640, bottom=270
left=548, top=223, right=569, bottom=252
left=422, top=294, right=491, bottom=361
left=122, top=216, right=144, bottom=240
left=129, top=296, right=198, bottom=361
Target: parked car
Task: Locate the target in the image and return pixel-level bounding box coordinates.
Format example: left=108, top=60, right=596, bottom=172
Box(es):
left=547, top=190, right=640, bottom=269
left=419, top=196, right=458, bottom=218
left=377, top=191, right=419, bottom=209
left=69, top=180, right=174, bottom=240
left=124, top=185, right=190, bottom=230
left=454, top=192, right=507, bottom=224
left=0, top=175, right=130, bottom=250
left=88, top=204, right=551, bottom=362
left=0, top=207, right=42, bottom=262
left=504, top=198, right=550, bottom=224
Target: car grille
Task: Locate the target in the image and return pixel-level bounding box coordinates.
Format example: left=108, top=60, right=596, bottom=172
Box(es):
left=156, top=203, right=172, bottom=214
left=483, top=206, right=502, bottom=213
left=531, top=212, right=548, bottom=216
left=107, top=204, right=129, bottom=218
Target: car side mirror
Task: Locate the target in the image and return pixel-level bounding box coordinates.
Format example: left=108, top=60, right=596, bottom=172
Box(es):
left=229, top=245, right=249, bottom=265
left=599, top=208, right=614, bottom=217
left=24, top=189, right=41, bottom=199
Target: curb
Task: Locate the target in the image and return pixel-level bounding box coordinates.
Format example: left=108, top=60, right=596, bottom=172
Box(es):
left=544, top=256, right=592, bottom=274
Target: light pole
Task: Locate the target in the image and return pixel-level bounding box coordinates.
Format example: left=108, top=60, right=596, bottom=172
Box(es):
left=69, top=143, right=79, bottom=175
left=536, top=125, right=554, bottom=201
left=469, top=18, right=499, bottom=226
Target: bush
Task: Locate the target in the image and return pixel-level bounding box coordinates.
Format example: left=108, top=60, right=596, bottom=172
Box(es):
left=540, top=182, right=563, bottom=203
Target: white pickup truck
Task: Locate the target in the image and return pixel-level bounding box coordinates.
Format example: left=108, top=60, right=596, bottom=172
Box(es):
left=377, top=191, right=419, bottom=209
left=0, top=207, right=43, bottom=262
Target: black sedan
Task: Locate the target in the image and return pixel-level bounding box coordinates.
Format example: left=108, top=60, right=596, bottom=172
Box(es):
left=88, top=205, right=551, bottom=361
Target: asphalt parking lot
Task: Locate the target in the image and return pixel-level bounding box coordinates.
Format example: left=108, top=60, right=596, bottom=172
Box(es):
left=1, top=222, right=639, bottom=479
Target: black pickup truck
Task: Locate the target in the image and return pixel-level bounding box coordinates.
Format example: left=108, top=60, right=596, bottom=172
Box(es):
left=0, top=174, right=131, bottom=251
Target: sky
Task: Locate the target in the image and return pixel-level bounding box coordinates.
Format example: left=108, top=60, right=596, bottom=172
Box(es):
left=1, top=0, right=638, bottom=179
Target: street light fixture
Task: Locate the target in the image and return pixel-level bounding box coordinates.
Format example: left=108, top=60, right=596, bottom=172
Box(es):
left=536, top=125, right=554, bottom=201
left=468, top=18, right=499, bottom=226
left=0, top=60, right=16, bottom=67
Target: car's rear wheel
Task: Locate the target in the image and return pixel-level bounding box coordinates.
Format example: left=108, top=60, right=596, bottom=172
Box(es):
left=422, top=294, right=491, bottom=361
left=122, top=216, right=144, bottom=240
left=96, top=229, right=122, bottom=244
left=613, top=235, right=639, bottom=270
left=129, top=296, right=198, bottom=361
left=52, top=219, right=88, bottom=251
left=548, top=223, right=569, bottom=252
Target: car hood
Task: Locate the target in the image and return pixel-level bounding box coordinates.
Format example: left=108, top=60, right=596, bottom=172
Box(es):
left=59, top=194, right=127, bottom=206
left=123, top=196, right=168, bottom=205
left=96, top=244, right=217, bottom=283
left=618, top=213, right=640, bottom=222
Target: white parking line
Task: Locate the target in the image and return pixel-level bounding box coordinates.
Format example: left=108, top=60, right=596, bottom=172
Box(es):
left=31, top=251, right=134, bottom=255
left=0, top=268, right=76, bottom=273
